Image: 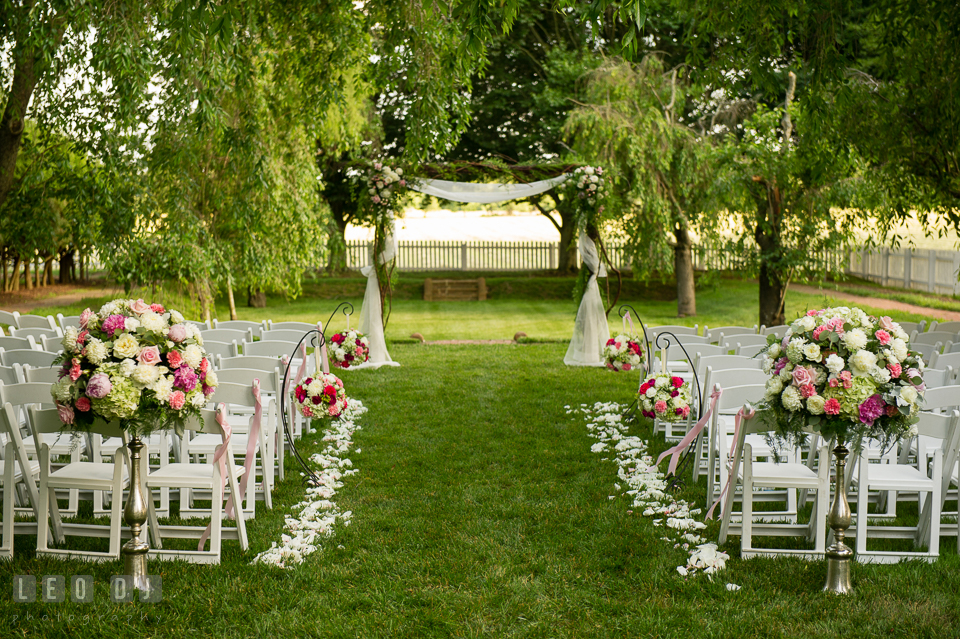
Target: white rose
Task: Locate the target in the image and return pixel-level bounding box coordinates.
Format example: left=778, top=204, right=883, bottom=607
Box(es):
left=183, top=344, right=203, bottom=369
left=798, top=316, right=816, bottom=332
left=132, top=364, right=161, bottom=386
left=86, top=338, right=108, bottom=364
left=655, top=376, right=668, bottom=388
left=140, top=311, right=166, bottom=333
left=781, top=386, right=802, bottom=411
left=893, top=327, right=909, bottom=341
left=767, top=343, right=781, bottom=358
left=204, top=370, right=218, bottom=387
left=124, top=317, right=141, bottom=332
left=765, top=376, right=784, bottom=398
left=825, top=354, right=845, bottom=374
left=850, top=349, right=878, bottom=375
left=169, top=310, right=184, bottom=324
left=806, top=395, right=826, bottom=415
left=802, top=343, right=821, bottom=362
left=645, top=387, right=657, bottom=398
left=113, top=333, right=140, bottom=359
left=842, top=328, right=868, bottom=351
left=189, top=391, right=206, bottom=408
left=899, top=385, right=919, bottom=406
left=891, top=338, right=908, bottom=362
left=882, top=348, right=899, bottom=365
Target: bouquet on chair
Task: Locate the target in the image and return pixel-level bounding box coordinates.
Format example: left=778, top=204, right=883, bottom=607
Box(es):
left=604, top=335, right=645, bottom=372
left=329, top=329, right=370, bottom=369
left=49, top=299, right=219, bottom=435
left=293, top=372, right=348, bottom=420
left=757, top=307, right=925, bottom=446
left=639, top=374, right=691, bottom=422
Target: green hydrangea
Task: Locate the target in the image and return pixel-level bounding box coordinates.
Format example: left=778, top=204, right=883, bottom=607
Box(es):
left=92, top=374, right=141, bottom=420
left=823, top=375, right=877, bottom=420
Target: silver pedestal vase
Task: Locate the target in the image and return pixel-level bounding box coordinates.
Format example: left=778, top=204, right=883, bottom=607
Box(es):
left=823, top=438, right=854, bottom=594
left=122, top=435, right=150, bottom=590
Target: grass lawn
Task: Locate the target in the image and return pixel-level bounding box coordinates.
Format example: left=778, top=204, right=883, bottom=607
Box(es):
left=2, top=343, right=958, bottom=638
left=24, top=276, right=937, bottom=341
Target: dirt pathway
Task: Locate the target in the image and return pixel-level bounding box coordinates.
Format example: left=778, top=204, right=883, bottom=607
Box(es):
left=0, top=284, right=119, bottom=315
left=792, top=284, right=960, bottom=321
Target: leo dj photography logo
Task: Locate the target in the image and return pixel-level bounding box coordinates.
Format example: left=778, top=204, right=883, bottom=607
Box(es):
left=12, top=575, right=162, bottom=603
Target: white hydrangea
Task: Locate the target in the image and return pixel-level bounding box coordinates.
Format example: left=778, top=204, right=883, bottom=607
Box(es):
left=825, top=353, right=845, bottom=374
left=781, top=386, right=802, bottom=411
left=849, top=349, right=878, bottom=375
left=762, top=356, right=775, bottom=375
left=802, top=342, right=821, bottom=362
left=183, top=344, right=204, bottom=369
left=100, top=301, right=120, bottom=316
left=655, top=376, right=668, bottom=388
left=842, top=328, right=868, bottom=351
left=786, top=338, right=806, bottom=364
left=806, top=395, right=826, bottom=415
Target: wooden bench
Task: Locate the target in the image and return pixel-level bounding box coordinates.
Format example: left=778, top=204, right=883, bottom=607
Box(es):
left=423, top=278, right=487, bottom=301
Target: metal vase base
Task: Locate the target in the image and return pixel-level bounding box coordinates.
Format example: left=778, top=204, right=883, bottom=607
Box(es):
left=823, top=440, right=854, bottom=595
left=122, top=435, right=151, bottom=591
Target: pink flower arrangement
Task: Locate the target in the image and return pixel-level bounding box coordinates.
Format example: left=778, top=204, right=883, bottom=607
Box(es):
left=328, top=329, right=370, bottom=369
left=638, top=374, right=692, bottom=423
left=603, top=334, right=645, bottom=372
left=292, top=373, right=348, bottom=420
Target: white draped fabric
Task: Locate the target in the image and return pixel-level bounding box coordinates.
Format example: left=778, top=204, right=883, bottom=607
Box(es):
left=408, top=174, right=570, bottom=204
left=356, top=219, right=401, bottom=369
left=564, top=234, right=610, bottom=366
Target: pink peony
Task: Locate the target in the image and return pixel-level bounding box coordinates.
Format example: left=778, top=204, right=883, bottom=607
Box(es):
left=879, top=316, right=895, bottom=331
left=168, top=391, right=186, bottom=410
left=824, top=398, right=842, bottom=415
left=85, top=373, right=112, bottom=398
left=130, top=299, right=151, bottom=314
left=150, top=303, right=165, bottom=314
left=79, top=308, right=95, bottom=329
left=859, top=394, right=886, bottom=425
left=792, top=366, right=813, bottom=387
left=167, top=324, right=188, bottom=343
left=101, top=314, right=127, bottom=338
left=800, top=383, right=817, bottom=399
left=138, top=346, right=161, bottom=366
left=174, top=366, right=198, bottom=392
left=654, top=400, right=668, bottom=414
left=166, top=350, right=184, bottom=368
left=57, top=403, right=75, bottom=425
left=874, top=329, right=891, bottom=345
left=75, top=397, right=91, bottom=412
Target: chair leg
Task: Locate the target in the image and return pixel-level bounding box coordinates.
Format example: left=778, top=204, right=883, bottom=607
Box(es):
left=227, top=467, right=248, bottom=552
left=146, top=489, right=163, bottom=550
left=855, top=455, right=869, bottom=557
left=108, top=459, right=127, bottom=558
left=741, top=463, right=754, bottom=555
left=1, top=446, right=15, bottom=558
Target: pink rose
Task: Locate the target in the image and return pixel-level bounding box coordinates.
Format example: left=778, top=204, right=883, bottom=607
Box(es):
left=792, top=366, right=813, bottom=387
left=681, top=405, right=690, bottom=418
left=824, top=398, right=842, bottom=415
left=168, top=324, right=188, bottom=343
left=654, top=400, right=668, bottom=414
left=138, top=345, right=161, bottom=366
left=75, top=397, right=91, bottom=412
left=168, top=391, right=186, bottom=410
left=57, top=403, right=75, bottom=425
left=79, top=308, right=94, bottom=329
left=800, top=383, right=817, bottom=399
left=874, top=329, right=891, bottom=345
left=130, top=299, right=151, bottom=314
left=879, top=316, right=895, bottom=331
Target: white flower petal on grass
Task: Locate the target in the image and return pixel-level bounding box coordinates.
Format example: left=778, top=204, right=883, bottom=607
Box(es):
left=726, top=584, right=742, bottom=591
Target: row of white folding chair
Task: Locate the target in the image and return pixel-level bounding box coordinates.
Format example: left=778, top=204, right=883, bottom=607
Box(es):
left=7, top=325, right=63, bottom=342
left=702, top=325, right=758, bottom=343
left=759, top=324, right=790, bottom=338
left=912, top=331, right=957, bottom=348
left=928, top=350, right=960, bottom=374
left=0, top=349, right=58, bottom=369
left=928, top=320, right=960, bottom=333
left=718, top=333, right=768, bottom=351
left=735, top=342, right=767, bottom=358
left=705, top=383, right=771, bottom=510
left=717, top=408, right=831, bottom=560
left=0, top=402, right=44, bottom=558
left=0, top=311, right=58, bottom=331
left=0, top=334, right=38, bottom=352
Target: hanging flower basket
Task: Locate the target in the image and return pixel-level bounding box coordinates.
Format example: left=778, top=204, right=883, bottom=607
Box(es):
left=293, top=373, right=348, bottom=420
left=604, top=334, right=645, bottom=372
left=329, top=329, right=370, bottom=369
left=639, top=374, right=692, bottom=422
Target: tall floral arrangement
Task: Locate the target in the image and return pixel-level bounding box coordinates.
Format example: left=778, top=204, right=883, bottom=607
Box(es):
left=50, top=299, right=218, bottom=435
left=363, top=161, right=414, bottom=215
left=565, top=165, right=607, bottom=229
left=758, top=307, right=925, bottom=446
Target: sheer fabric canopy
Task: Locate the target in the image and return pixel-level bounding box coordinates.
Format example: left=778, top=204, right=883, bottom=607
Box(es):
left=564, top=234, right=610, bottom=366
left=408, top=175, right=570, bottom=204
left=356, top=218, right=401, bottom=369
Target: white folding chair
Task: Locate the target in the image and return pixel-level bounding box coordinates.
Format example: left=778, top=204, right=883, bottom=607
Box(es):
left=184, top=319, right=211, bottom=330
left=0, top=311, right=21, bottom=329
left=911, top=331, right=955, bottom=348
left=199, top=339, right=238, bottom=361
left=719, top=333, right=768, bottom=351
left=240, top=339, right=300, bottom=359
left=9, top=326, right=62, bottom=342
left=0, top=403, right=43, bottom=558
left=146, top=404, right=249, bottom=564
left=718, top=410, right=831, bottom=559
left=705, top=383, right=767, bottom=508
left=0, top=336, right=37, bottom=352
left=899, top=320, right=926, bottom=335
left=854, top=410, right=960, bottom=563
left=928, top=351, right=960, bottom=374
left=928, top=320, right=960, bottom=334
left=910, top=342, right=943, bottom=362
left=56, top=314, right=81, bottom=331
left=704, top=325, right=758, bottom=343
left=265, top=320, right=317, bottom=332
left=21, top=364, right=60, bottom=384
left=212, top=319, right=264, bottom=340
left=0, top=364, right=22, bottom=385
left=14, top=314, right=58, bottom=331
left=920, top=366, right=957, bottom=388
left=215, top=366, right=284, bottom=483
left=759, top=325, right=790, bottom=338
left=736, top=343, right=768, bottom=358
left=0, top=349, right=58, bottom=368
left=29, top=407, right=130, bottom=562
left=200, top=328, right=253, bottom=345
left=39, top=335, right=64, bottom=353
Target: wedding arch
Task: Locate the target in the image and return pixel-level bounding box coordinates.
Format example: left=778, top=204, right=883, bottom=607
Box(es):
left=351, top=160, right=619, bottom=368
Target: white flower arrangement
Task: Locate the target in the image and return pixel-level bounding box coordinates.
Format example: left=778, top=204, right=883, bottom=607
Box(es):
left=51, top=299, right=218, bottom=435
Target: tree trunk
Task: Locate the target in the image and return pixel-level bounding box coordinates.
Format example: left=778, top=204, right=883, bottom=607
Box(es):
left=673, top=226, right=696, bottom=317
left=534, top=196, right=578, bottom=273
left=226, top=275, right=238, bottom=321
left=24, top=258, right=32, bottom=290
left=59, top=249, right=74, bottom=284
left=11, top=256, right=21, bottom=292
left=755, top=187, right=786, bottom=328
left=1, top=252, right=6, bottom=292
left=43, top=255, right=53, bottom=286
left=247, top=286, right=266, bottom=308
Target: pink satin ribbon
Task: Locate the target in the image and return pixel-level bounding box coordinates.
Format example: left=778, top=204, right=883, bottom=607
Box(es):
left=226, top=379, right=263, bottom=520
left=705, top=405, right=756, bottom=520
left=317, top=322, right=330, bottom=375
left=199, top=403, right=232, bottom=551
left=654, top=388, right=722, bottom=476
left=293, top=342, right=308, bottom=386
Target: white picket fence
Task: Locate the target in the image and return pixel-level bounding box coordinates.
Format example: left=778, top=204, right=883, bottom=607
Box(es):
left=344, top=241, right=960, bottom=292
left=848, top=247, right=960, bottom=295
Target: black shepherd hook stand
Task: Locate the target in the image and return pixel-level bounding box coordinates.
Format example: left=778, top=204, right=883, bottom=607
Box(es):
left=278, top=302, right=354, bottom=486
left=653, top=331, right=705, bottom=492
left=618, top=305, right=652, bottom=422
